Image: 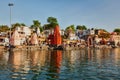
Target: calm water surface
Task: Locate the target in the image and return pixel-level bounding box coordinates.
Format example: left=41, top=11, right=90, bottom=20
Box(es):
left=0, top=48, right=120, bottom=80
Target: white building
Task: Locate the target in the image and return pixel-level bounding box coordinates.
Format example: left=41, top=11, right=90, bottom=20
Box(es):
left=86, top=28, right=95, bottom=35
left=69, top=33, right=78, bottom=40
left=44, top=29, right=63, bottom=38
left=22, top=26, right=31, bottom=36
left=15, top=26, right=31, bottom=45
left=16, top=26, right=31, bottom=36
left=90, top=29, right=95, bottom=35
left=60, top=30, right=64, bottom=36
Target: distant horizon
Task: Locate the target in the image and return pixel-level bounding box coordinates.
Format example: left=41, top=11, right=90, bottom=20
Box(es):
left=0, top=0, right=120, bottom=32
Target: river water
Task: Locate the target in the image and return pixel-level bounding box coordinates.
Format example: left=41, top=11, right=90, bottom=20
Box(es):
left=0, top=48, right=120, bottom=80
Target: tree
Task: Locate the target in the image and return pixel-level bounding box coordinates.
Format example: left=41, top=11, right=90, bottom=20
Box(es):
left=21, top=23, right=26, bottom=26
left=43, top=24, right=52, bottom=30
left=47, top=17, right=58, bottom=28
left=30, top=20, right=41, bottom=29
left=64, top=25, right=75, bottom=38
left=0, top=25, right=9, bottom=32
left=11, top=23, right=21, bottom=30
left=40, top=27, right=43, bottom=32
left=113, top=28, right=120, bottom=35
left=11, top=23, right=26, bottom=30
left=65, top=25, right=75, bottom=33
left=30, top=20, right=43, bottom=32
left=69, top=25, right=75, bottom=32
left=76, top=25, right=87, bottom=30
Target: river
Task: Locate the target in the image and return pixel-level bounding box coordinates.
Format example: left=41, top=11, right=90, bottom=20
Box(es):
left=0, top=48, right=120, bottom=80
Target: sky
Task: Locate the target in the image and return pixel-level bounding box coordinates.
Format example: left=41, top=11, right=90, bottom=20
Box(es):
left=0, top=0, right=120, bottom=32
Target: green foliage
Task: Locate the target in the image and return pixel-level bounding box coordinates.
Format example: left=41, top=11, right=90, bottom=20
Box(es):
left=114, top=28, right=120, bottom=34
left=13, top=23, right=21, bottom=27
left=12, top=23, right=21, bottom=30
left=11, top=23, right=26, bottom=30
left=65, top=26, right=72, bottom=39
left=40, top=27, right=43, bottom=32
left=65, top=25, right=75, bottom=38
left=0, top=25, right=9, bottom=32
left=76, top=25, right=87, bottom=30
left=47, top=17, right=58, bottom=24
left=70, top=25, right=75, bottom=31
left=43, top=24, right=52, bottom=30
left=33, top=20, right=41, bottom=27
left=65, top=25, right=75, bottom=32
left=47, top=17, right=58, bottom=28
left=31, top=20, right=41, bottom=29
left=21, top=23, right=26, bottom=26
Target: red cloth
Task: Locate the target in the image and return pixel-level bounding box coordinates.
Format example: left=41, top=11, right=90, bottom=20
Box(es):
left=53, top=26, right=62, bottom=45
left=48, top=34, right=54, bottom=44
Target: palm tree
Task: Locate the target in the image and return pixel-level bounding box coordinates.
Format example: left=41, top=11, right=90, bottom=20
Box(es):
left=30, top=20, right=43, bottom=32
left=30, top=20, right=41, bottom=29
left=31, top=20, right=41, bottom=28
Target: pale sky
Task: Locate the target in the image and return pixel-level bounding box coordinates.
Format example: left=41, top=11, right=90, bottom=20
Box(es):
left=0, top=0, right=120, bottom=32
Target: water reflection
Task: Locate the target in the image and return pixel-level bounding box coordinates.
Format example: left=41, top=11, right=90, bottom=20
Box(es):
left=8, top=50, right=26, bottom=69
left=0, top=51, right=9, bottom=65
left=8, top=50, right=29, bottom=79
left=30, top=50, right=48, bottom=80
left=47, top=50, right=62, bottom=79
left=0, top=48, right=120, bottom=80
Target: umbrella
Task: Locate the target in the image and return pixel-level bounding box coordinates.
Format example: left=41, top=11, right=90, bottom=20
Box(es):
left=53, top=26, right=62, bottom=46
left=10, top=30, right=20, bottom=46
